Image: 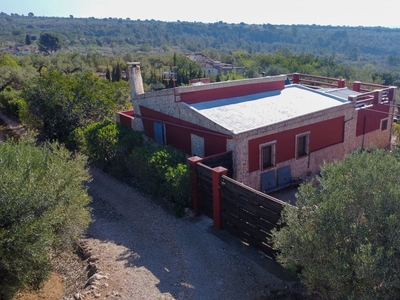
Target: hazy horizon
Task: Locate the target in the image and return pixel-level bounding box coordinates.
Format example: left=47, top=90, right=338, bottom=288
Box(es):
left=2, top=0, right=400, bottom=28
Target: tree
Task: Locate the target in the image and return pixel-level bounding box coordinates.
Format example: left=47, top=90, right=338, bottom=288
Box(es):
left=0, top=54, right=19, bottom=68
left=25, top=34, right=31, bottom=45
left=112, top=62, right=122, bottom=82
left=81, top=120, right=143, bottom=168
left=28, top=12, right=34, bottom=17
left=271, top=148, right=400, bottom=299
left=38, top=32, right=63, bottom=55
left=21, top=71, right=130, bottom=145
left=0, top=139, right=91, bottom=299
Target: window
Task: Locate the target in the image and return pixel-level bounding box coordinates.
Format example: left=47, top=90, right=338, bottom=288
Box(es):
left=154, top=121, right=166, bottom=145
left=381, top=118, right=388, bottom=131
left=296, top=132, right=310, bottom=158
left=261, top=141, right=276, bottom=170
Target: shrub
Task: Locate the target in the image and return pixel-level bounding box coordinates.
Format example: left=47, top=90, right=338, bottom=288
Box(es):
left=82, top=121, right=144, bottom=169
left=130, top=144, right=190, bottom=216
left=0, top=86, right=27, bottom=119
left=271, top=148, right=400, bottom=299
left=0, top=139, right=91, bottom=299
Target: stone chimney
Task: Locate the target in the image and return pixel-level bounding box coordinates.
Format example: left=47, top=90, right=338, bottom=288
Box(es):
left=128, top=62, right=144, bottom=97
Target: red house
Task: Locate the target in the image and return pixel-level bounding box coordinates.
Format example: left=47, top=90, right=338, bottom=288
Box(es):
left=118, top=64, right=396, bottom=192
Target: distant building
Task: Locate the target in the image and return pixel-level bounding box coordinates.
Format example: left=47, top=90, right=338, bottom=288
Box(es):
left=185, top=52, right=243, bottom=76
left=118, top=67, right=396, bottom=192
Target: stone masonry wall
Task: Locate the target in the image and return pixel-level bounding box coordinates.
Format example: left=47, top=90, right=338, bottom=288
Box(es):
left=131, top=88, right=233, bottom=135
left=233, top=103, right=358, bottom=190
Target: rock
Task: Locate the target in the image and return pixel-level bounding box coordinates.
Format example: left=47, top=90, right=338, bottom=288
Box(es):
left=74, top=293, right=81, bottom=300
left=88, top=256, right=99, bottom=262
left=88, top=273, right=108, bottom=282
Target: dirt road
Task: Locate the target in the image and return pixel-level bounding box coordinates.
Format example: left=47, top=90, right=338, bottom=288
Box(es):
left=80, top=168, right=286, bottom=299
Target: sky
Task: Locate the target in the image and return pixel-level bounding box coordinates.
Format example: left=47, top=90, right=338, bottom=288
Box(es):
left=2, top=0, right=400, bottom=28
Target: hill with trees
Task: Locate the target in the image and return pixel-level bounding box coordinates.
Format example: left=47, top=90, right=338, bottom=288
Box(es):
left=1, top=12, right=400, bottom=72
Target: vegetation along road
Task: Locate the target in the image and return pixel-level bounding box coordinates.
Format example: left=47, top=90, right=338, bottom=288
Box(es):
left=76, top=167, right=289, bottom=299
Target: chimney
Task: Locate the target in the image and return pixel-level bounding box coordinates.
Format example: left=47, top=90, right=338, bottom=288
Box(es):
left=128, top=62, right=144, bottom=97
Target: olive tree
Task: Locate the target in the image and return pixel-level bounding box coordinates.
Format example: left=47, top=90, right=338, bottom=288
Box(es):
left=21, top=71, right=130, bottom=146
left=0, top=139, right=92, bottom=299
left=38, top=32, right=63, bottom=55
left=271, top=148, right=400, bottom=299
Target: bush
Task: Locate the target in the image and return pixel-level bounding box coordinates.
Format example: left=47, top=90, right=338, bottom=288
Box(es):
left=130, top=144, right=190, bottom=216
left=0, top=86, right=27, bottom=119
left=21, top=71, right=130, bottom=144
left=271, top=148, right=400, bottom=299
left=0, top=139, right=92, bottom=299
left=81, top=121, right=144, bottom=169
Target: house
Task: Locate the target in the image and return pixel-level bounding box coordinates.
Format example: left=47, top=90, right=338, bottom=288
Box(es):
left=186, top=52, right=243, bottom=76
left=118, top=63, right=396, bottom=192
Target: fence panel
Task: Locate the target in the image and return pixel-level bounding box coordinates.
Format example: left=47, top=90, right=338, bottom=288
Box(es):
left=196, top=163, right=214, bottom=218
left=202, top=151, right=233, bottom=178
left=220, top=175, right=286, bottom=257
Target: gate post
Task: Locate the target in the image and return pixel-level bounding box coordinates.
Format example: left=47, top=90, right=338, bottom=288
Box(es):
left=212, top=166, right=228, bottom=229
left=187, top=156, right=203, bottom=216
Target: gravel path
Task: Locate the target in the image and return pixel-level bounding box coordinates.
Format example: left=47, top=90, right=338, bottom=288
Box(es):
left=80, top=168, right=285, bottom=300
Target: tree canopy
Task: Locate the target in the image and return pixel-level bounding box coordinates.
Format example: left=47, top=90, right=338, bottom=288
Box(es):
left=38, top=32, right=63, bottom=54
left=21, top=71, right=130, bottom=145
left=0, top=139, right=92, bottom=299
left=271, top=148, right=400, bottom=299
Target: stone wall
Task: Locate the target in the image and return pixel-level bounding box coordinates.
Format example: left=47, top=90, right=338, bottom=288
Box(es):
left=233, top=102, right=357, bottom=190
left=131, top=87, right=233, bottom=135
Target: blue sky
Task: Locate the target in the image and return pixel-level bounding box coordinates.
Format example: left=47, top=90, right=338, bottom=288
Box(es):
left=2, top=0, right=400, bottom=28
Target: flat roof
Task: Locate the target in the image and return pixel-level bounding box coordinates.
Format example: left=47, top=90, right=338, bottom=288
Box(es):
left=185, top=84, right=350, bottom=134
left=318, top=87, right=362, bottom=99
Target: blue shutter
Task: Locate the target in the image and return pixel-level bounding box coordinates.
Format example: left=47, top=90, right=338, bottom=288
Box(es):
left=277, top=166, right=292, bottom=186
left=154, top=122, right=165, bottom=145
left=261, top=170, right=277, bottom=193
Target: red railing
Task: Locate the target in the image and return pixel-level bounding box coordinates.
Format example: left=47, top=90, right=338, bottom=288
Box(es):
left=287, top=73, right=345, bottom=89
left=287, top=73, right=396, bottom=104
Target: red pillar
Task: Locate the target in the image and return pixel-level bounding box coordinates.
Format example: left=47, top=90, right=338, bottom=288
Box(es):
left=338, top=79, right=345, bottom=88
left=187, top=156, right=203, bottom=216
left=292, top=73, right=300, bottom=84
left=212, top=166, right=228, bottom=230
left=353, top=81, right=361, bottom=92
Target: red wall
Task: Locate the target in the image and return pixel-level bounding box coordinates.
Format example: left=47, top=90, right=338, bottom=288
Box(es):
left=180, top=80, right=285, bottom=104
left=118, top=110, right=134, bottom=127
left=356, top=103, right=390, bottom=136
left=140, top=106, right=227, bottom=156
left=248, top=116, right=345, bottom=172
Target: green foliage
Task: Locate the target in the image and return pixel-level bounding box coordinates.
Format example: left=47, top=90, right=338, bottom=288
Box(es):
left=83, top=121, right=118, bottom=165
left=0, top=86, right=27, bottom=119
left=0, top=139, right=91, bottom=299
left=271, top=148, right=400, bottom=299
left=164, top=163, right=190, bottom=216
left=25, top=34, right=31, bottom=45
left=82, top=121, right=144, bottom=168
left=112, top=62, right=122, bottom=82
left=21, top=71, right=129, bottom=145
left=38, top=32, right=63, bottom=54
left=0, top=54, right=19, bottom=68
left=130, top=145, right=190, bottom=216
left=393, top=123, right=400, bottom=145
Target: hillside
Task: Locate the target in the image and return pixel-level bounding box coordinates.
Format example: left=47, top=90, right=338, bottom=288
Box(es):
left=1, top=13, right=400, bottom=71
